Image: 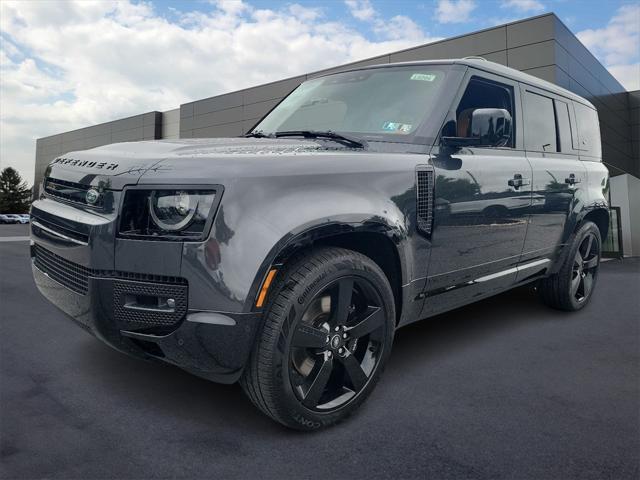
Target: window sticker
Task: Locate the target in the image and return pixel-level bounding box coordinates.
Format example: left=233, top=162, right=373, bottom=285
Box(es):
left=410, top=73, right=436, bottom=82
left=382, top=122, right=413, bottom=134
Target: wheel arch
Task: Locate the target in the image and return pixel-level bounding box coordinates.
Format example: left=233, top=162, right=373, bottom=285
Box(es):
left=248, top=220, right=409, bottom=325
left=577, top=207, right=609, bottom=242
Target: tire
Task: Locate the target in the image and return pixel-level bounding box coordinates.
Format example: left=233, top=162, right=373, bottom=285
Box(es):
left=538, top=221, right=602, bottom=311
left=240, top=247, right=395, bottom=430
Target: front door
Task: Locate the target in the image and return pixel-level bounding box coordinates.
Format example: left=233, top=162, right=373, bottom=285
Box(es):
left=422, top=72, right=532, bottom=316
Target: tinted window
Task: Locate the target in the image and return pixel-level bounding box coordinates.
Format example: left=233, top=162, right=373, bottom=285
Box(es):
left=455, top=78, right=514, bottom=147
left=574, top=102, right=602, bottom=157
left=253, top=67, right=449, bottom=138
left=524, top=91, right=556, bottom=152
left=554, top=99, right=573, bottom=153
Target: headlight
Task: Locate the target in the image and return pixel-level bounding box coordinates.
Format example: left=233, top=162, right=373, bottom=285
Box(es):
left=149, top=190, right=198, bottom=231
left=118, top=187, right=221, bottom=241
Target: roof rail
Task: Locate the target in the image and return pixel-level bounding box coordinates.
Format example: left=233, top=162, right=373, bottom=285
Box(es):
left=463, top=56, right=487, bottom=61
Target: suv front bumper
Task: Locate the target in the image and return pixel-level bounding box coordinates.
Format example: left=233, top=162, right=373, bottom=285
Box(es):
left=31, top=244, right=260, bottom=385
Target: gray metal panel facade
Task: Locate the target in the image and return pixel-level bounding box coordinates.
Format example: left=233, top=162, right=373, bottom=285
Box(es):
left=34, top=112, right=161, bottom=186
left=34, top=13, right=638, bottom=186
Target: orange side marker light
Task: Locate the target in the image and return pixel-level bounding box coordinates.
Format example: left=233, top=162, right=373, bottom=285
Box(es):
left=256, top=268, right=278, bottom=307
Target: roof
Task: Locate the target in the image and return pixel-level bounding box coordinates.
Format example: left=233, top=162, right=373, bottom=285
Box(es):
left=331, top=58, right=596, bottom=109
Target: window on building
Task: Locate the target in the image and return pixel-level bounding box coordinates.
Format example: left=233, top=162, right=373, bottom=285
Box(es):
left=554, top=99, right=573, bottom=153
left=574, top=102, right=602, bottom=158
left=455, top=78, right=515, bottom=147
left=524, top=91, right=557, bottom=152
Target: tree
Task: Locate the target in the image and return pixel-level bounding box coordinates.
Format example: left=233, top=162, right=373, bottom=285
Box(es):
left=0, top=167, right=32, bottom=214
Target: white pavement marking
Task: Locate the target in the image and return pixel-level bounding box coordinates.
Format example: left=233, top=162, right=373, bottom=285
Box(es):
left=0, top=236, right=30, bottom=242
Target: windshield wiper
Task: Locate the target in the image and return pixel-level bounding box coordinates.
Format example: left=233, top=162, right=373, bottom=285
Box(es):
left=274, top=130, right=366, bottom=149
left=243, top=130, right=273, bottom=138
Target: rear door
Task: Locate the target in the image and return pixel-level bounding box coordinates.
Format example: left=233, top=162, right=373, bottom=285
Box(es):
left=520, top=86, right=587, bottom=272
left=423, top=70, right=532, bottom=316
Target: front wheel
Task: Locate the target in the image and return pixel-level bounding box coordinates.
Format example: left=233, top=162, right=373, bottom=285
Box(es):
left=538, top=221, right=602, bottom=311
left=241, top=247, right=395, bottom=430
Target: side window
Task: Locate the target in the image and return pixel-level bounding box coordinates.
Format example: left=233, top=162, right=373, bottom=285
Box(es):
left=455, top=78, right=515, bottom=147
left=574, top=102, right=602, bottom=157
left=554, top=99, right=573, bottom=153
left=524, top=91, right=557, bottom=152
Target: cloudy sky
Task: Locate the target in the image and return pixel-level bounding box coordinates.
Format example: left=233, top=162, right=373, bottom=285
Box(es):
left=1, top=0, right=639, bottom=183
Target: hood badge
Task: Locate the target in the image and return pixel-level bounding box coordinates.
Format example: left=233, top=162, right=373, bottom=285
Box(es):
left=51, top=157, right=119, bottom=171
left=85, top=189, right=100, bottom=205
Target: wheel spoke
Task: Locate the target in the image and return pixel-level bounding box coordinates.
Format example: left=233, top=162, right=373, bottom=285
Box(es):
left=582, top=273, right=594, bottom=298
left=583, top=257, right=598, bottom=270
left=302, top=356, right=333, bottom=408
left=292, top=324, right=328, bottom=349
left=347, top=306, right=384, bottom=338
left=583, top=235, right=594, bottom=258
left=337, top=353, right=368, bottom=391
left=332, top=278, right=354, bottom=326
left=571, top=273, right=581, bottom=296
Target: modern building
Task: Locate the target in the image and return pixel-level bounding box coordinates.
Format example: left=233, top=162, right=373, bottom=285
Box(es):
left=34, top=13, right=639, bottom=255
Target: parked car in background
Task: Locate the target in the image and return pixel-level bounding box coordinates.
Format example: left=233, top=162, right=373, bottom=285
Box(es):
left=19, top=214, right=30, bottom=223
left=5, top=214, right=29, bottom=224
left=31, top=58, right=609, bottom=430
left=0, top=214, right=20, bottom=224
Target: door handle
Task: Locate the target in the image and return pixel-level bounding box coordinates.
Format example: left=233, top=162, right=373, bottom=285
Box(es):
left=508, top=173, right=530, bottom=189
left=565, top=174, right=582, bottom=185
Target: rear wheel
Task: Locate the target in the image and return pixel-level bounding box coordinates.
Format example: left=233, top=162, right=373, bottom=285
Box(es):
left=241, top=247, right=395, bottom=430
left=538, top=221, right=601, bottom=311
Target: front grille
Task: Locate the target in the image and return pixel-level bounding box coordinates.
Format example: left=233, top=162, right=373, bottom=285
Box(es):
left=33, top=245, right=187, bottom=301
left=113, top=280, right=188, bottom=329
left=31, top=214, right=89, bottom=244
left=33, top=244, right=90, bottom=294
left=44, top=177, right=102, bottom=208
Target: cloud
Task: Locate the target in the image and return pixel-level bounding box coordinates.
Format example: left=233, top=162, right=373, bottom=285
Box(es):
left=345, top=0, right=376, bottom=21
left=0, top=0, right=438, bottom=183
left=577, top=4, right=640, bottom=90
left=606, top=63, right=640, bottom=91
left=501, top=0, right=545, bottom=13
left=435, top=0, right=476, bottom=24
left=345, top=0, right=430, bottom=42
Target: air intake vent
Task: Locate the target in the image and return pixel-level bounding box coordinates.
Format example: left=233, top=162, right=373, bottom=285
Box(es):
left=416, top=168, right=434, bottom=236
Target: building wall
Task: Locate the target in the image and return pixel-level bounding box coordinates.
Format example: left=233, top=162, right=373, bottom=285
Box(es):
left=34, top=112, right=162, bottom=187
left=610, top=174, right=640, bottom=257
left=629, top=91, right=640, bottom=164
left=553, top=19, right=636, bottom=178
left=34, top=13, right=638, bottom=187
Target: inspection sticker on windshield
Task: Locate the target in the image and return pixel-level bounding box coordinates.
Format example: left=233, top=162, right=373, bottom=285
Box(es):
left=382, top=122, right=412, bottom=134
left=410, top=73, right=436, bottom=82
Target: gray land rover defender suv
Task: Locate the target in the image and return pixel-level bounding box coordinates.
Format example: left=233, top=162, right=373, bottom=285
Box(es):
left=31, top=59, right=609, bottom=430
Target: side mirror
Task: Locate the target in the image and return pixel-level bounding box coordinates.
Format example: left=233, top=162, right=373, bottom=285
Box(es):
left=441, top=108, right=512, bottom=148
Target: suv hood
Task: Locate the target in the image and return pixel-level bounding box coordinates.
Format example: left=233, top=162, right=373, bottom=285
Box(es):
left=43, top=138, right=330, bottom=189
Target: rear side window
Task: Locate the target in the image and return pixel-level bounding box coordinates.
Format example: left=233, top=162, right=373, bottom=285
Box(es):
left=524, top=91, right=556, bottom=152
left=554, top=99, right=573, bottom=153
left=574, top=102, right=601, bottom=157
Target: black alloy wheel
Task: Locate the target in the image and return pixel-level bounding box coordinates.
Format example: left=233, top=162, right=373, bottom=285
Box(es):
left=539, top=220, right=601, bottom=311
left=289, top=276, right=386, bottom=411
left=571, top=231, right=599, bottom=303
left=241, top=247, right=395, bottom=430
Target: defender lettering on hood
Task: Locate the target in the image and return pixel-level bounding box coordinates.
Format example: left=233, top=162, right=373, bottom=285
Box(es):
left=51, top=157, right=119, bottom=171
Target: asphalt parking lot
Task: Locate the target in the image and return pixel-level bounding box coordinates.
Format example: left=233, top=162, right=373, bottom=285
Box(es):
left=1, top=224, right=639, bottom=479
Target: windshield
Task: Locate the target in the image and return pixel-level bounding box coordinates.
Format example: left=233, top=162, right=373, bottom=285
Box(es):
left=252, top=66, right=450, bottom=140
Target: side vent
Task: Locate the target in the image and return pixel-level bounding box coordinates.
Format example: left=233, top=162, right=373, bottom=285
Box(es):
left=416, top=167, right=434, bottom=236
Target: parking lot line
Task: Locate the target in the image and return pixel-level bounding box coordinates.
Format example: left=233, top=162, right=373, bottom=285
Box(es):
left=0, top=236, right=30, bottom=242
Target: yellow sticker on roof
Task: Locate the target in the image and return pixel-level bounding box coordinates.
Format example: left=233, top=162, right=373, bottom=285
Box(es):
left=410, top=73, right=436, bottom=81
